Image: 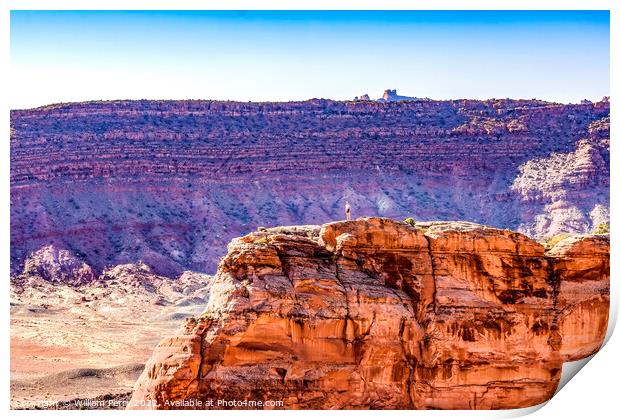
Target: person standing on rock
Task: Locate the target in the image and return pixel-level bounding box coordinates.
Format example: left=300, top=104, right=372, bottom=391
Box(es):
left=345, top=201, right=352, bottom=221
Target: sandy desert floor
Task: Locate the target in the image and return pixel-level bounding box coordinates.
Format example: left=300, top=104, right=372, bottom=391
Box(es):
left=10, top=266, right=211, bottom=409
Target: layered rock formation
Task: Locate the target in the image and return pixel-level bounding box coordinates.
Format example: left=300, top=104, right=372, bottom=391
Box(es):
left=129, top=218, right=609, bottom=410
left=511, top=118, right=610, bottom=238
left=547, top=235, right=610, bottom=361
left=10, top=97, right=609, bottom=276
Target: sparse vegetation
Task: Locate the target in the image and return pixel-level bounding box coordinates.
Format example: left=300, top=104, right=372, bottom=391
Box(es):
left=592, top=223, right=609, bottom=234
left=545, top=233, right=571, bottom=248
left=404, top=217, right=416, bottom=228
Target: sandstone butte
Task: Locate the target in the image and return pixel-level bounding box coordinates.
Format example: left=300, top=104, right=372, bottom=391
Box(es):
left=128, top=218, right=610, bottom=410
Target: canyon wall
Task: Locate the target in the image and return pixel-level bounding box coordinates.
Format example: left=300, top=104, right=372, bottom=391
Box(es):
left=11, top=98, right=609, bottom=275
left=128, top=218, right=609, bottom=410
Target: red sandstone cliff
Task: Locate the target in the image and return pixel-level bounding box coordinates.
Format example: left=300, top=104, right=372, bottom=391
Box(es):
left=128, top=218, right=609, bottom=410
left=10, top=98, right=609, bottom=276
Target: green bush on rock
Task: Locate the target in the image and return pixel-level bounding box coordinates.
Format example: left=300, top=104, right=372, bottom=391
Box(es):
left=404, top=217, right=416, bottom=228
left=592, top=223, right=609, bottom=234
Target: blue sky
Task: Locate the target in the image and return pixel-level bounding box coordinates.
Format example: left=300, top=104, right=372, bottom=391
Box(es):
left=10, top=10, right=610, bottom=108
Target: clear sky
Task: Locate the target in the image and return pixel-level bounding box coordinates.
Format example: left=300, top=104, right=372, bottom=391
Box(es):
left=10, top=10, right=610, bottom=109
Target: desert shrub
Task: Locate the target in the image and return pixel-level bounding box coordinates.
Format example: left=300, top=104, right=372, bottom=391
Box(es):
left=545, top=233, right=571, bottom=248
left=404, top=217, right=416, bottom=228
left=592, top=223, right=610, bottom=234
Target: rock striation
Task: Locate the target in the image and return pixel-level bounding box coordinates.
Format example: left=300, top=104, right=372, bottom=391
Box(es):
left=10, top=98, right=609, bottom=276
left=546, top=235, right=610, bottom=361
left=129, top=218, right=609, bottom=410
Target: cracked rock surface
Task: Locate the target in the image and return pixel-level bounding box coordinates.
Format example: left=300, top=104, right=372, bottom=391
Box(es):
left=129, top=218, right=609, bottom=410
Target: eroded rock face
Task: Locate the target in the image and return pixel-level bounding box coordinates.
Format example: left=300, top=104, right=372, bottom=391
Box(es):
left=21, top=245, right=96, bottom=286
left=11, top=99, right=609, bottom=275
left=129, top=218, right=609, bottom=410
left=547, top=235, right=610, bottom=361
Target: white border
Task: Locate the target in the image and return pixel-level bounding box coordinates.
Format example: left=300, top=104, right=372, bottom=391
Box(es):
left=2, top=1, right=617, bottom=419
